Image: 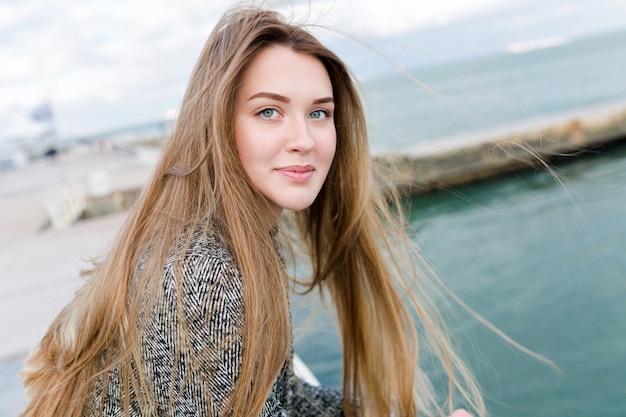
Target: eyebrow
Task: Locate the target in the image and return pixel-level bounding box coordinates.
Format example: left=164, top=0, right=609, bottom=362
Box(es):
left=248, top=92, right=334, bottom=105
left=313, top=97, right=334, bottom=105
left=248, top=92, right=289, bottom=103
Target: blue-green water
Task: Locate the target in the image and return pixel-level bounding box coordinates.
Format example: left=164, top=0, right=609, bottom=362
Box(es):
left=3, top=29, right=626, bottom=417
left=408, top=145, right=626, bottom=416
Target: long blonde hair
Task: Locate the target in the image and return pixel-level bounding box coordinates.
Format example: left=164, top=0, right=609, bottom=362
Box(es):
left=21, top=5, right=486, bottom=417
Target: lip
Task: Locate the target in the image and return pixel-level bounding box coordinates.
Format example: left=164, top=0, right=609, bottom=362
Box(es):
left=275, top=165, right=315, bottom=183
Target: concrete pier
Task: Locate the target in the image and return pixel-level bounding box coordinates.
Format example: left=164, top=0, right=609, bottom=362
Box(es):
left=380, top=101, right=626, bottom=194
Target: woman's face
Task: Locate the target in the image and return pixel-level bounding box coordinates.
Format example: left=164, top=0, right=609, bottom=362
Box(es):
left=234, top=45, right=337, bottom=218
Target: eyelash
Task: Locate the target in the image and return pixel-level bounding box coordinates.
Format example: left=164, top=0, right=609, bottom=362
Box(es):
left=258, top=108, right=280, bottom=119
left=310, top=109, right=332, bottom=119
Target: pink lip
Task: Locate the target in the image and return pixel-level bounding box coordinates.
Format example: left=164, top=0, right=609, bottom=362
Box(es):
left=275, top=165, right=314, bottom=183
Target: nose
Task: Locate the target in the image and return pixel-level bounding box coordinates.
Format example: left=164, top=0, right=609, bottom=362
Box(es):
left=285, top=116, right=314, bottom=153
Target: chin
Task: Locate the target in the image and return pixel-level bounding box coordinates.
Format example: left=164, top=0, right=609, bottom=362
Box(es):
left=284, top=204, right=313, bottom=213
left=280, top=199, right=316, bottom=213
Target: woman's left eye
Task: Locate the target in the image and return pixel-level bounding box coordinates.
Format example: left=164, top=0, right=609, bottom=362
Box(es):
left=310, top=110, right=330, bottom=119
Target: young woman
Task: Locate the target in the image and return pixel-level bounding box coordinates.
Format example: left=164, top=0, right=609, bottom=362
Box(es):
left=20, top=5, right=484, bottom=417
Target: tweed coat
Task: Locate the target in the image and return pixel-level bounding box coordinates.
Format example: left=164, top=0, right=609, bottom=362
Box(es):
left=84, top=231, right=344, bottom=416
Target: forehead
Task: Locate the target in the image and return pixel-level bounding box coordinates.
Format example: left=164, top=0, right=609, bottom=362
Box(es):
left=239, top=45, right=333, bottom=98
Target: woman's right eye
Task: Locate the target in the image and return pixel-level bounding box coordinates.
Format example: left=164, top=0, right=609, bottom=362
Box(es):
left=259, top=108, right=279, bottom=119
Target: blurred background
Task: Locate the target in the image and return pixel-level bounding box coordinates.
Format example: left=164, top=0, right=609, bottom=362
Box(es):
left=1, top=0, right=625, bottom=416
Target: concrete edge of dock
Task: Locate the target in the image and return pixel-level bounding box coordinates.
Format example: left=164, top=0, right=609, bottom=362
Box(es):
left=377, top=102, right=626, bottom=195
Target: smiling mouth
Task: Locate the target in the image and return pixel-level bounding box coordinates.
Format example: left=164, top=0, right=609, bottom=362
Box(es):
left=275, top=165, right=314, bottom=183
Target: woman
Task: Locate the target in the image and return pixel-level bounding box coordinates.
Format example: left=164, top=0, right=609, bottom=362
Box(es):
left=21, top=5, right=484, bottom=417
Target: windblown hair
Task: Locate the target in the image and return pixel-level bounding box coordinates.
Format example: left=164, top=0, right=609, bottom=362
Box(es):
left=20, top=4, right=486, bottom=417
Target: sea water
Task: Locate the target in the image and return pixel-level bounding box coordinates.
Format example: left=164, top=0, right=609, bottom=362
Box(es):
left=405, top=145, right=626, bottom=416
left=3, top=29, right=626, bottom=416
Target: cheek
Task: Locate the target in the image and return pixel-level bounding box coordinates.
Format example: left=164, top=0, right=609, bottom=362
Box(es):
left=234, top=119, right=259, bottom=159
left=234, top=124, right=254, bottom=176
left=321, top=132, right=337, bottom=167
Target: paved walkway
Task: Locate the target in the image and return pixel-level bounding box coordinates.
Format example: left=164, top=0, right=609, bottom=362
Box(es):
left=0, top=147, right=154, bottom=361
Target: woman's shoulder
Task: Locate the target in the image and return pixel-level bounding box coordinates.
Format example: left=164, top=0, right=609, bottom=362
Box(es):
left=164, top=226, right=236, bottom=270
left=154, top=227, right=240, bottom=281
left=158, top=226, right=242, bottom=296
left=135, top=225, right=237, bottom=280
left=148, top=226, right=244, bottom=324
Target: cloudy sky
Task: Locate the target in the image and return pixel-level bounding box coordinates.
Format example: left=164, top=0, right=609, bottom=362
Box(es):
left=1, top=0, right=625, bottom=140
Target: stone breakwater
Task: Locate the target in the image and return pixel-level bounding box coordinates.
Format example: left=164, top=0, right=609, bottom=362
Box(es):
left=378, top=102, right=626, bottom=194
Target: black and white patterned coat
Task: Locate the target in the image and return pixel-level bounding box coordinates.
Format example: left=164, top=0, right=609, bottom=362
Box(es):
left=85, top=231, right=344, bottom=416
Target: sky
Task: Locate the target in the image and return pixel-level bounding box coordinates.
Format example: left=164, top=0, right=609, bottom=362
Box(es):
left=1, top=0, right=625, bottom=141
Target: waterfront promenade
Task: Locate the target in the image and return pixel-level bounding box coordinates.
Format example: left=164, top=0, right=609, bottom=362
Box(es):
left=0, top=149, right=154, bottom=362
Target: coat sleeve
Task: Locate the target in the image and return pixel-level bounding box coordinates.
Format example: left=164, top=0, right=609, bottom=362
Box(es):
left=142, top=251, right=245, bottom=416
left=287, top=376, right=345, bottom=416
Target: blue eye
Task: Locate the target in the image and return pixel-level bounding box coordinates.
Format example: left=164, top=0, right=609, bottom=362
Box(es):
left=310, top=110, right=329, bottom=119
left=259, top=108, right=278, bottom=119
